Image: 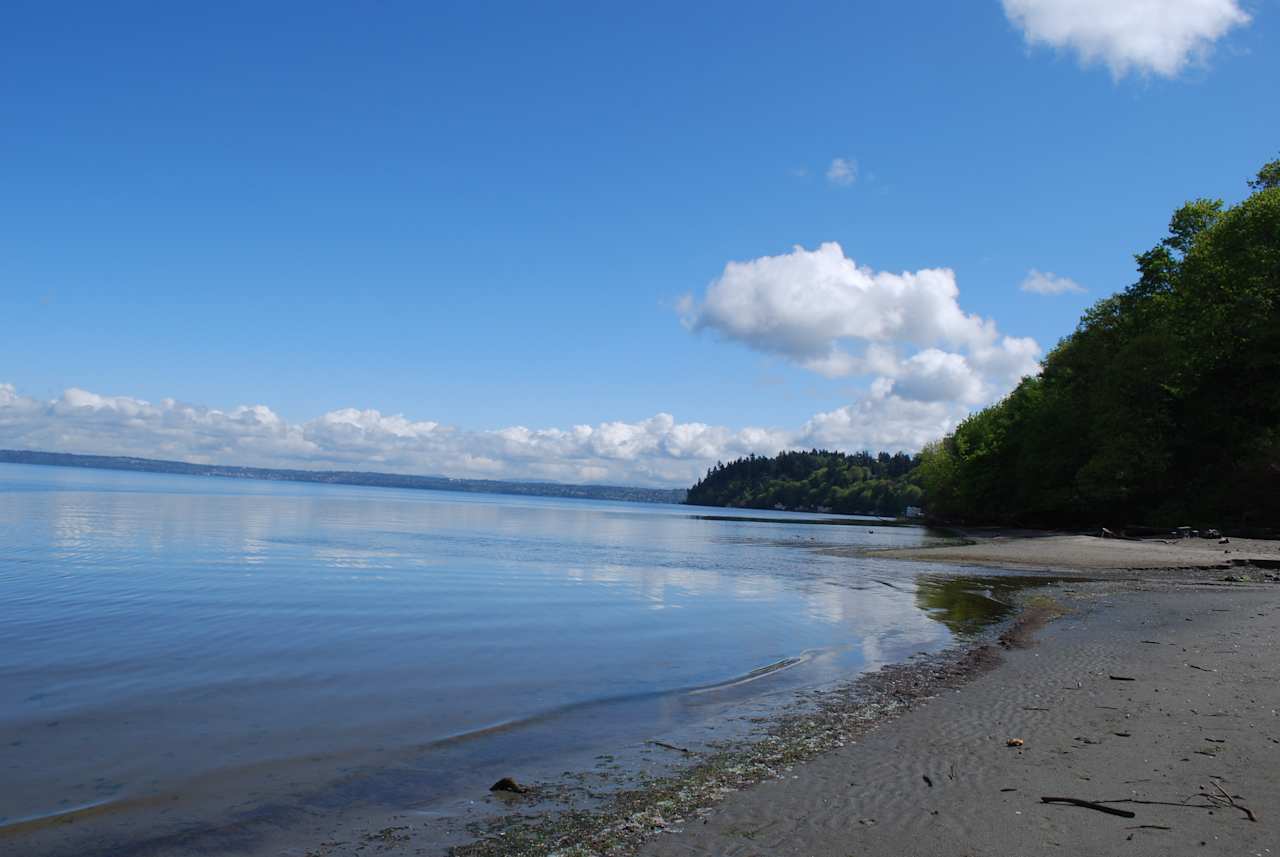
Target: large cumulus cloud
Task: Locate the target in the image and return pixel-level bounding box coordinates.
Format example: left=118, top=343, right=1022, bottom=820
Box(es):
left=1001, top=0, right=1250, bottom=78
left=680, top=242, right=1041, bottom=406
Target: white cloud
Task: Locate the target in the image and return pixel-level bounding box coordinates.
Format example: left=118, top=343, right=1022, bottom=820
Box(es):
left=892, top=349, right=987, bottom=405
left=1002, top=0, right=1250, bottom=78
left=1019, top=268, right=1085, bottom=295
left=3, top=367, right=1053, bottom=485
left=684, top=242, right=996, bottom=357
left=0, top=383, right=806, bottom=488
left=967, top=334, right=1043, bottom=386
left=826, top=157, right=858, bottom=186
left=799, top=390, right=967, bottom=454
left=681, top=241, right=1041, bottom=408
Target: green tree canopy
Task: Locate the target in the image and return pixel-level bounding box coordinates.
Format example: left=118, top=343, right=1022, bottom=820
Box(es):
left=686, top=449, right=922, bottom=516
left=920, top=159, right=1280, bottom=530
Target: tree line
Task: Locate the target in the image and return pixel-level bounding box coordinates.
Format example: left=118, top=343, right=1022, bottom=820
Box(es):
left=917, top=160, right=1278, bottom=529
left=686, top=449, right=923, bottom=516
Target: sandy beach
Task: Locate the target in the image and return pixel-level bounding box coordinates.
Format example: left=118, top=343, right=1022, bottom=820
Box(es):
left=638, top=588, right=1279, bottom=856
left=861, top=530, right=1280, bottom=571
left=627, top=537, right=1280, bottom=857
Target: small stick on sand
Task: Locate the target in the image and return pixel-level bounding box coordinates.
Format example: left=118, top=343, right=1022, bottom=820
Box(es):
left=1041, top=797, right=1137, bottom=818
left=1206, top=779, right=1258, bottom=822
left=649, top=740, right=692, bottom=754
left=1109, top=675, right=1136, bottom=681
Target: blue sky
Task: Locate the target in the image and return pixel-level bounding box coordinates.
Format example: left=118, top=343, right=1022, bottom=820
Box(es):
left=2, top=1, right=1277, bottom=485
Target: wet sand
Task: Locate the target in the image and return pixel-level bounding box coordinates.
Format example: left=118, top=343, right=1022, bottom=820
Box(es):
left=637, top=579, right=1280, bottom=857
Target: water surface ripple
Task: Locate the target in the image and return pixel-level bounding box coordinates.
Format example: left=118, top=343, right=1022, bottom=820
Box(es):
left=0, top=463, right=994, bottom=853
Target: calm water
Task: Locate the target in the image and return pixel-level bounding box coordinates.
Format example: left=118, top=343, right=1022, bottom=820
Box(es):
left=0, top=463, right=1010, bottom=855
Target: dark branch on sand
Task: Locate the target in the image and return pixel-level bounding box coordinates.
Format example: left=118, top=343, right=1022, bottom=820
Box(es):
left=1041, top=797, right=1136, bottom=818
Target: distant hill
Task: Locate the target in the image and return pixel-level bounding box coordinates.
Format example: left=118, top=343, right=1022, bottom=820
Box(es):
left=686, top=449, right=922, bottom=516
left=0, top=449, right=688, bottom=505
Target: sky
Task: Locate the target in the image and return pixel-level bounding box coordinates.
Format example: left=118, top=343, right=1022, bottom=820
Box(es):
left=2, top=0, right=1277, bottom=486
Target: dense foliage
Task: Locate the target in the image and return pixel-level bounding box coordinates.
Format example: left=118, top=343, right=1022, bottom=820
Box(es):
left=918, top=160, right=1280, bottom=529
left=686, top=449, right=922, bottom=516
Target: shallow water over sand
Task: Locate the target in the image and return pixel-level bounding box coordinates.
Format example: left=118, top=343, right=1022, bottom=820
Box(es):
left=0, top=463, right=1012, bottom=854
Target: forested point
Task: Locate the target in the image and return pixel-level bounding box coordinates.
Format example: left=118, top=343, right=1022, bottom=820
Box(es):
left=689, top=159, right=1280, bottom=530
left=685, top=449, right=923, bottom=517
left=918, top=158, right=1279, bottom=530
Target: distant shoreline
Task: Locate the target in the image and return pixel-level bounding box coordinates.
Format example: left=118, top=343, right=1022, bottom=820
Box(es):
left=0, top=448, right=688, bottom=506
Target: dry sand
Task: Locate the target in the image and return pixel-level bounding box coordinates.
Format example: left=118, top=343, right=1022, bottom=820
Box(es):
left=862, top=532, right=1280, bottom=571
left=637, top=577, right=1280, bottom=857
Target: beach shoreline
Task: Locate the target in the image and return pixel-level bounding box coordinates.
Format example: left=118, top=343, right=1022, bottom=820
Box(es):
left=858, top=529, right=1280, bottom=572
left=447, top=535, right=1280, bottom=857
left=13, top=533, right=1278, bottom=857
left=447, top=597, right=1046, bottom=857
left=635, top=574, right=1280, bottom=857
